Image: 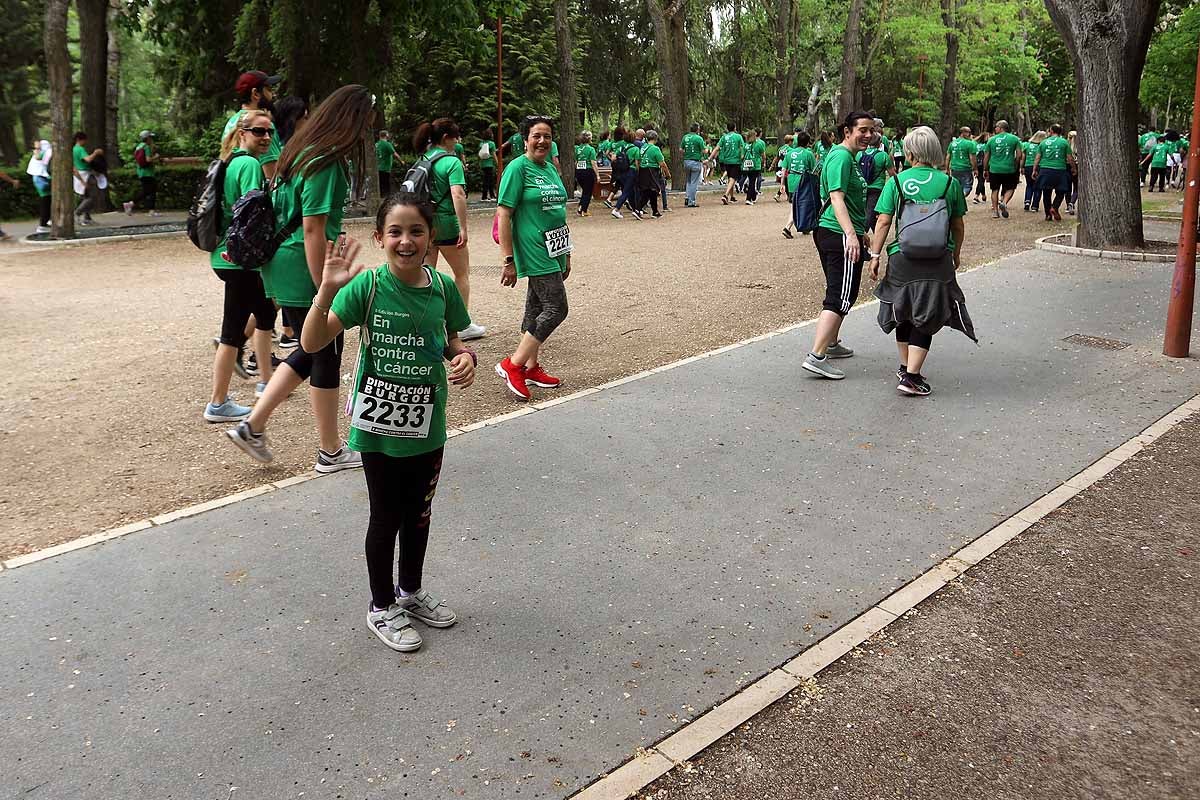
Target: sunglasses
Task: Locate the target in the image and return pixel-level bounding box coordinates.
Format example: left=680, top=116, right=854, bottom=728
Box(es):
left=242, top=126, right=273, bottom=137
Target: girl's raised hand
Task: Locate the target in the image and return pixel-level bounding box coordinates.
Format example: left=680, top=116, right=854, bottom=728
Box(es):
left=322, top=238, right=367, bottom=290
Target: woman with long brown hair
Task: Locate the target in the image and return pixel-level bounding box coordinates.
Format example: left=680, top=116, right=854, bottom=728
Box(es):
left=412, top=117, right=485, bottom=341
left=226, top=84, right=375, bottom=473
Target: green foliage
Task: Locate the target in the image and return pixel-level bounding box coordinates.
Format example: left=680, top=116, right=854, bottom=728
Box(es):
left=1141, top=4, right=1199, bottom=126
left=0, top=162, right=211, bottom=220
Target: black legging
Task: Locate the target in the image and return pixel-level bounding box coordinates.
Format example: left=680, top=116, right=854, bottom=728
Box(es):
left=974, top=164, right=986, bottom=198
left=896, top=321, right=933, bottom=350
left=746, top=170, right=761, bottom=202
left=1149, top=167, right=1168, bottom=191
left=481, top=167, right=495, bottom=201
left=576, top=168, right=596, bottom=213
left=636, top=170, right=660, bottom=215
left=38, top=195, right=51, bottom=226
left=362, top=447, right=444, bottom=609
left=133, top=176, right=157, bottom=211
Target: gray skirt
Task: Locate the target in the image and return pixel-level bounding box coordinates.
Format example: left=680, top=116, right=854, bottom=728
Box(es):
left=874, top=250, right=977, bottom=342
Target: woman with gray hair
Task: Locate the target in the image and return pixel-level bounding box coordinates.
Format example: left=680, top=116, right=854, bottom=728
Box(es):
left=866, top=126, right=977, bottom=397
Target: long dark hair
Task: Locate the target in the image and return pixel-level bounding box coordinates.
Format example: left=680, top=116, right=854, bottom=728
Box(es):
left=277, top=84, right=373, bottom=185
left=413, top=117, right=460, bottom=153
left=273, top=96, right=309, bottom=145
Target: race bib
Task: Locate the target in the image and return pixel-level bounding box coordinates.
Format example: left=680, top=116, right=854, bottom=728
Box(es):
left=742, top=159, right=754, bottom=170
left=350, top=376, right=434, bottom=439
left=543, top=224, right=573, bottom=258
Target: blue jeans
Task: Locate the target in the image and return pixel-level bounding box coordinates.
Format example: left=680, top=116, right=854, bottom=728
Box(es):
left=951, top=169, right=973, bottom=197
left=684, top=160, right=702, bottom=205
left=1023, top=166, right=1039, bottom=210
left=614, top=169, right=638, bottom=211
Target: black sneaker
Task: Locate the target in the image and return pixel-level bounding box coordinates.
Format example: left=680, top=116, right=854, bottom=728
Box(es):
left=896, top=364, right=905, bottom=381
left=246, top=352, right=284, bottom=376
left=278, top=334, right=299, bottom=350
left=233, top=347, right=251, bottom=379
left=897, top=373, right=932, bottom=396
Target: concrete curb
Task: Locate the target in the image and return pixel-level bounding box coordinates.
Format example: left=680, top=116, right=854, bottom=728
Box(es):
left=565, top=392, right=1200, bottom=800
left=1034, top=233, right=1193, bottom=263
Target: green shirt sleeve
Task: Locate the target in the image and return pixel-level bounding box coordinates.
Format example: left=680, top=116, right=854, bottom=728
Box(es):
left=496, top=157, right=523, bottom=209
left=446, top=157, right=466, bottom=187
left=874, top=176, right=898, bottom=215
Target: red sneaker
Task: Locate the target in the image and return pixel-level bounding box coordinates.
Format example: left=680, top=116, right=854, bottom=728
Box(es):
left=495, top=358, right=531, bottom=400
left=524, top=363, right=562, bottom=389
left=1050, top=207, right=1062, bottom=221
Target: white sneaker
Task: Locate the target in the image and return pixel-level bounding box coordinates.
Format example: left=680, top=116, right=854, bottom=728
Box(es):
left=315, top=444, right=363, bottom=474
left=611, top=209, right=623, bottom=219
left=34, top=225, right=51, bottom=234
left=123, top=201, right=134, bottom=216
left=458, top=323, right=487, bottom=341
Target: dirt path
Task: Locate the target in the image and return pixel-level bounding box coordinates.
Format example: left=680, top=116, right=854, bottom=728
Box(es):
left=0, top=194, right=1067, bottom=558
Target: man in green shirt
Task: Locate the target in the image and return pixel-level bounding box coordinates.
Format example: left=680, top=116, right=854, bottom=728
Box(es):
left=711, top=122, right=746, bottom=205
left=681, top=123, right=707, bottom=207
left=945, top=126, right=977, bottom=197
left=744, top=129, right=767, bottom=204
left=224, top=71, right=283, bottom=179
left=375, top=130, right=396, bottom=197
left=802, top=111, right=874, bottom=380
left=781, top=131, right=819, bottom=238
left=127, top=129, right=161, bottom=216
left=477, top=127, right=497, bottom=200
left=983, top=119, right=1023, bottom=219
left=71, top=131, right=103, bottom=225
left=1031, top=123, right=1076, bottom=220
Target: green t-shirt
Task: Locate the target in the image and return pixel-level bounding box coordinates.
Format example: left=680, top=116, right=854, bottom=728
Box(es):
left=454, top=142, right=465, bottom=161
left=784, top=147, right=817, bottom=193
left=478, top=140, right=497, bottom=168
left=262, top=154, right=349, bottom=307
left=375, top=140, right=396, bottom=172
left=717, top=132, right=746, bottom=165
left=947, top=137, right=976, bottom=171
left=1139, top=132, right=1159, bottom=154
left=749, top=139, right=767, bottom=171
left=550, top=141, right=559, bottom=159
left=425, top=148, right=467, bottom=241
left=496, top=154, right=570, bottom=279
left=598, top=139, right=614, bottom=158
left=212, top=151, right=265, bottom=270
left=624, top=141, right=642, bottom=171
left=984, top=132, right=1021, bottom=174
left=223, top=110, right=281, bottom=166
left=681, top=132, right=707, bottom=161
left=1150, top=142, right=1171, bottom=168
left=864, top=147, right=892, bottom=190
left=1036, top=135, right=1072, bottom=170
left=815, top=142, right=830, bottom=162
left=975, top=142, right=987, bottom=158
left=508, top=132, right=524, bottom=156
left=72, top=144, right=89, bottom=172
left=134, top=142, right=155, bottom=178
left=1020, top=141, right=1037, bottom=167
left=818, top=145, right=867, bottom=235
left=874, top=167, right=967, bottom=256
left=890, top=137, right=905, bottom=158
left=641, top=143, right=665, bottom=171
left=879, top=135, right=891, bottom=157
left=776, top=144, right=791, bottom=167
left=574, top=144, right=597, bottom=169
left=332, top=266, right=471, bottom=459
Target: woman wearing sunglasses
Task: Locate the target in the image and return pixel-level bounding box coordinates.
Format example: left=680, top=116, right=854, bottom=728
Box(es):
left=204, top=109, right=278, bottom=423
left=226, top=84, right=376, bottom=473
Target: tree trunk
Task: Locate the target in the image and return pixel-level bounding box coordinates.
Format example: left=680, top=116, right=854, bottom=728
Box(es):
left=839, top=0, right=866, bottom=114
left=553, top=0, right=578, bottom=192
left=1042, top=0, right=1160, bottom=249
left=14, top=69, right=38, bottom=150
left=771, top=0, right=801, bottom=140
left=45, top=0, right=75, bottom=239
left=937, top=0, right=961, bottom=145
left=804, top=58, right=825, bottom=133
left=647, top=0, right=689, bottom=189
left=732, top=0, right=745, bottom=127
left=105, top=1, right=122, bottom=166
left=77, top=0, right=109, bottom=148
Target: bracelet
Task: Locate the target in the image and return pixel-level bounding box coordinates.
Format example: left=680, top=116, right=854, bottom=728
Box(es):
left=312, top=298, right=330, bottom=313
left=463, top=348, right=478, bottom=367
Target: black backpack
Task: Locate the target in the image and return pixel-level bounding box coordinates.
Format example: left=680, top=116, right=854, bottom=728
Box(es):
left=223, top=178, right=302, bottom=269
left=859, top=150, right=877, bottom=185
left=613, top=145, right=630, bottom=174
left=400, top=150, right=452, bottom=206
left=187, top=157, right=231, bottom=252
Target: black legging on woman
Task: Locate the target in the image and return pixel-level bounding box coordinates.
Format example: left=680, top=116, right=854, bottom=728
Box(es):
left=635, top=168, right=660, bottom=215
left=362, top=448, right=444, bottom=609
left=576, top=168, right=595, bottom=213
left=1149, top=166, right=1168, bottom=191
left=133, top=176, right=157, bottom=211
left=895, top=321, right=933, bottom=350
left=481, top=166, right=495, bottom=201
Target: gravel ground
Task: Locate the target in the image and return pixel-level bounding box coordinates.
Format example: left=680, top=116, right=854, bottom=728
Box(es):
left=640, top=414, right=1200, bottom=800
left=0, top=192, right=1091, bottom=557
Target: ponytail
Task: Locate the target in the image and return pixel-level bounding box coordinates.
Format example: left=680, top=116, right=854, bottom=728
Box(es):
left=412, top=117, right=461, bottom=153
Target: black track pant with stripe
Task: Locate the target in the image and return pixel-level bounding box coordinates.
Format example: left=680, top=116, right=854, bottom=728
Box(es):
left=814, top=226, right=865, bottom=315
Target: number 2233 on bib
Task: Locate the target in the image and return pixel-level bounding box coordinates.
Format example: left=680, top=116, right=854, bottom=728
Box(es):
left=350, top=376, right=434, bottom=439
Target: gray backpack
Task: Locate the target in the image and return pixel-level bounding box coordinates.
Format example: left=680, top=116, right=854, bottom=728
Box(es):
left=894, top=174, right=953, bottom=260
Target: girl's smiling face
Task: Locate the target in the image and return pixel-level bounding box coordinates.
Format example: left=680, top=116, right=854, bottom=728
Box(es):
left=374, top=203, right=430, bottom=269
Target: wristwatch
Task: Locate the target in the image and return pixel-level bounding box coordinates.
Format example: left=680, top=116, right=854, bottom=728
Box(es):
left=503, top=255, right=515, bottom=265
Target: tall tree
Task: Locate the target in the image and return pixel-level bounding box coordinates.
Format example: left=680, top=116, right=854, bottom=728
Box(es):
left=838, top=0, right=866, bottom=115
left=769, top=0, right=801, bottom=139
left=1042, top=0, right=1160, bottom=249
left=937, top=0, right=962, bottom=144
left=553, top=0, right=578, bottom=190
left=44, top=0, right=75, bottom=238
left=105, top=0, right=121, bottom=165
left=647, top=0, right=689, bottom=188
left=77, top=0, right=109, bottom=145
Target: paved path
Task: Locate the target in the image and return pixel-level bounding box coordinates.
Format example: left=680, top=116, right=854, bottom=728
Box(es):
left=3, top=248, right=1197, bottom=799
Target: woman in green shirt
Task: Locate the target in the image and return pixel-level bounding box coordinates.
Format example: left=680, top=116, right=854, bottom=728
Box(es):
left=635, top=130, right=666, bottom=217
left=205, top=110, right=277, bottom=423
left=867, top=126, right=976, bottom=397
left=226, top=84, right=374, bottom=473
left=413, top=117, right=485, bottom=341
left=478, top=126, right=497, bottom=201
left=495, top=115, right=572, bottom=401
left=302, top=192, right=476, bottom=651
left=574, top=130, right=600, bottom=216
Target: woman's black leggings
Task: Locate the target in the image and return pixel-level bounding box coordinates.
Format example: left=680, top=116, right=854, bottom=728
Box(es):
left=481, top=167, right=495, bottom=200
left=522, top=272, right=569, bottom=342
left=38, top=195, right=51, bottom=226
left=282, top=305, right=343, bottom=389
left=1149, top=167, right=1168, bottom=191
left=134, top=176, right=157, bottom=210
left=576, top=169, right=596, bottom=213
left=896, top=321, right=933, bottom=350
left=974, top=164, right=986, bottom=197
left=636, top=174, right=660, bottom=215
left=216, top=269, right=276, bottom=348
left=362, top=447, right=444, bottom=609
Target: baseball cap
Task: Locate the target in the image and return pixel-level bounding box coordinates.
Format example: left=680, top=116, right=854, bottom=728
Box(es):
left=234, top=71, right=282, bottom=97
left=138, top=130, right=154, bottom=140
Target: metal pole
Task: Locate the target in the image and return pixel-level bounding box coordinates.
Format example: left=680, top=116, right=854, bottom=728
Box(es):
left=1162, top=41, right=1200, bottom=358
left=496, top=15, right=505, bottom=176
